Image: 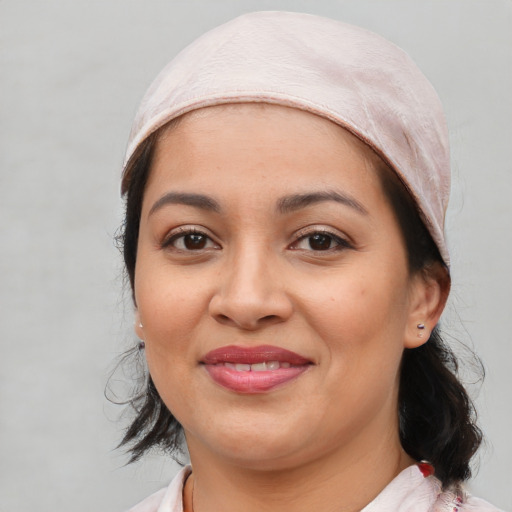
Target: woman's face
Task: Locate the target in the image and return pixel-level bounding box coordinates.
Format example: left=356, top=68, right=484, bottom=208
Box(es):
left=134, top=104, right=437, bottom=470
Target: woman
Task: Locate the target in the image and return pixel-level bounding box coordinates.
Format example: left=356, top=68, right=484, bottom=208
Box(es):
left=118, top=12, right=502, bottom=512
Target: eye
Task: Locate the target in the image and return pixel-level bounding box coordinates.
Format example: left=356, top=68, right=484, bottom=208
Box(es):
left=163, top=228, right=219, bottom=251
left=291, top=229, right=352, bottom=252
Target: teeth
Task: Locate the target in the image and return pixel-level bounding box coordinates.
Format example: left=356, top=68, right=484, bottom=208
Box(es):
left=222, top=361, right=290, bottom=371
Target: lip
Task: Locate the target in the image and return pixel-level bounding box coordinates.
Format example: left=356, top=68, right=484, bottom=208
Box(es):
left=202, top=345, right=312, bottom=393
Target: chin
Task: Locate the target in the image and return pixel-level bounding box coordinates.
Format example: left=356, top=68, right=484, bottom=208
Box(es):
left=185, top=414, right=319, bottom=470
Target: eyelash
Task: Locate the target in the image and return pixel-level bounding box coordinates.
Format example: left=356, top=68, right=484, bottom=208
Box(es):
left=161, top=226, right=352, bottom=254
left=290, top=228, right=353, bottom=252
left=161, top=227, right=219, bottom=252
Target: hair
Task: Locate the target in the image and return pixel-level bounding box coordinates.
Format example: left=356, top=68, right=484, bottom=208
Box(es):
left=379, top=169, right=483, bottom=487
left=114, top=120, right=483, bottom=489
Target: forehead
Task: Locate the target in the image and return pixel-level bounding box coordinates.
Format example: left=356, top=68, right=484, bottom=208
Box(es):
left=154, top=103, right=386, bottom=175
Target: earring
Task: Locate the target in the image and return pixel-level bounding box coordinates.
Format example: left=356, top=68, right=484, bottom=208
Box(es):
left=136, top=321, right=145, bottom=349
left=417, top=323, right=426, bottom=338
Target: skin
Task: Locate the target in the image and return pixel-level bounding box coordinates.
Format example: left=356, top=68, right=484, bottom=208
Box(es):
left=133, top=104, right=448, bottom=512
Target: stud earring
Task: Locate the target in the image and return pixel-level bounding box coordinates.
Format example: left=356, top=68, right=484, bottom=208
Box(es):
left=417, top=323, right=426, bottom=338
left=138, top=340, right=145, bottom=350
left=138, top=322, right=143, bottom=328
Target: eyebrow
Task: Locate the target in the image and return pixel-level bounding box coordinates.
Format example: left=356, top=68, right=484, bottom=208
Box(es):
left=149, top=192, right=221, bottom=216
left=148, top=190, right=367, bottom=217
left=277, top=191, right=368, bottom=215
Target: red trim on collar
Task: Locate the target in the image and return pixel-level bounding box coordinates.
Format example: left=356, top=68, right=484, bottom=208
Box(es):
left=418, top=462, right=435, bottom=477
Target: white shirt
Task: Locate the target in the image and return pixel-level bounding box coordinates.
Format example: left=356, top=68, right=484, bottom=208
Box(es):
left=127, top=465, right=503, bottom=512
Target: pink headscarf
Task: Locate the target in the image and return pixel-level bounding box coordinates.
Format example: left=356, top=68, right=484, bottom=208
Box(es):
left=122, top=11, right=451, bottom=265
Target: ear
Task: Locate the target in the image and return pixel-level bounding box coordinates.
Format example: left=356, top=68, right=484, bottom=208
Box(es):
left=404, top=262, right=450, bottom=349
left=134, top=310, right=144, bottom=339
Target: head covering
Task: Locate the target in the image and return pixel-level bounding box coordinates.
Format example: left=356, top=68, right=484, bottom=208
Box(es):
left=122, top=11, right=451, bottom=265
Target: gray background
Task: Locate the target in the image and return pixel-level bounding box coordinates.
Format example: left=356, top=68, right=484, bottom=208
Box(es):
left=1, top=1, right=510, bottom=511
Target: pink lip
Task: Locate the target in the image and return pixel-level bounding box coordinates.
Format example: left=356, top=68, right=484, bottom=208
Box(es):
left=202, top=345, right=311, bottom=393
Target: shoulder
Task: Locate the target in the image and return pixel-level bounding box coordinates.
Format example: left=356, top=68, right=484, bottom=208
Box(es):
left=361, top=465, right=505, bottom=512
left=126, top=487, right=168, bottom=512
left=459, top=495, right=506, bottom=512
left=125, top=465, right=192, bottom=512
left=435, top=487, right=505, bottom=512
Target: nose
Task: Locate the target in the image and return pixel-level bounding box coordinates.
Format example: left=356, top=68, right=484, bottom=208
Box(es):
left=208, top=247, right=293, bottom=330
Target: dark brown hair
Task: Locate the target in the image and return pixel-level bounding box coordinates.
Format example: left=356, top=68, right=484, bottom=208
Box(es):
left=114, top=124, right=483, bottom=488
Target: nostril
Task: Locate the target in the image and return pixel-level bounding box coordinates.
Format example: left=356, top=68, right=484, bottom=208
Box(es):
left=213, top=312, right=283, bottom=330
left=215, top=313, right=232, bottom=324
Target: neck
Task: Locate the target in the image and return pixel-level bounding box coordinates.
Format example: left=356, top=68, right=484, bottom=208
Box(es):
left=185, top=431, right=414, bottom=512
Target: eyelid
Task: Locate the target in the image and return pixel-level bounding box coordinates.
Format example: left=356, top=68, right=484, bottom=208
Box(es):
left=161, top=225, right=220, bottom=250
left=290, top=225, right=353, bottom=251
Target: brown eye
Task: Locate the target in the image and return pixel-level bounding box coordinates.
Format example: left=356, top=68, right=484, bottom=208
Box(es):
left=308, top=233, right=334, bottom=251
left=183, top=233, right=208, bottom=250
left=164, top=229, right=219, bottom=252
left=291, top=229, right=351, bottom=252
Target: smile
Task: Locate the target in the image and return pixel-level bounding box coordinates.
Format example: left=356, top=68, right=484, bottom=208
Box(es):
left=217, top=361, right=292, bottom=371
left=202, top=345, right=311, bottom=393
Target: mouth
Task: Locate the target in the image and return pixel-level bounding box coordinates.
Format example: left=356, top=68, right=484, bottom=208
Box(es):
left=201, top=345, right=312, bottom=393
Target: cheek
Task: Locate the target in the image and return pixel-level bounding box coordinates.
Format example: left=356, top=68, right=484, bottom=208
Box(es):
left=136, top=260, right=209, bottom=335
left=295, top=267, right=410, bottom=401
left=304, top=275, right=407, bottom=412
left=134, top=267, right=207, bottom=387
left=300, top=271, right=409, bottom=343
